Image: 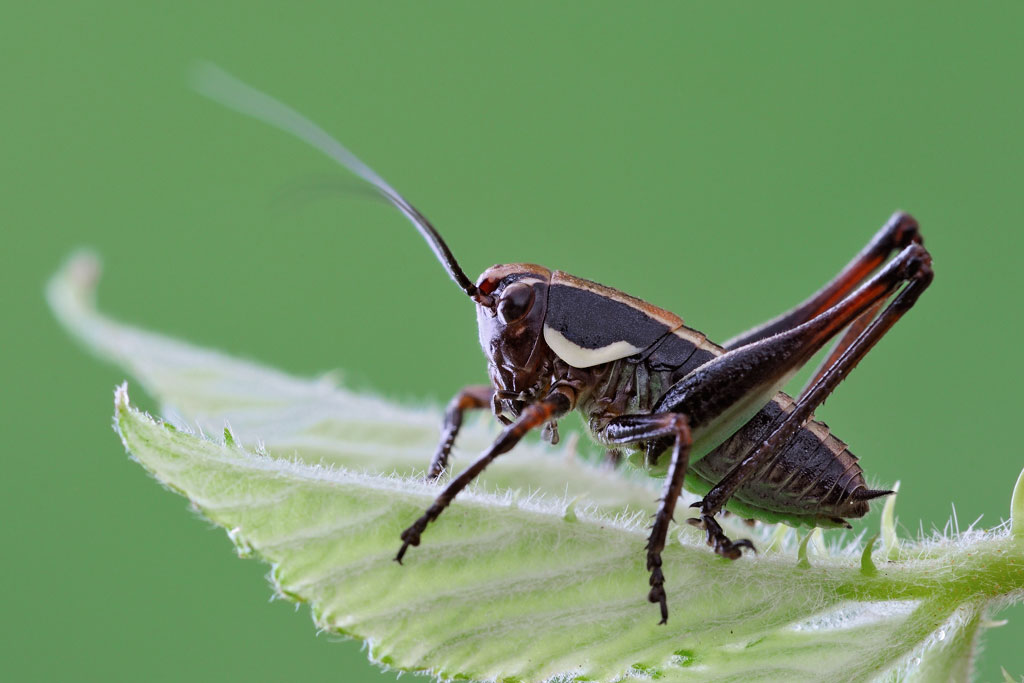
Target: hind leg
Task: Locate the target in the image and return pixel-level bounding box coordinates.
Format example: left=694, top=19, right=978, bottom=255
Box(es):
left=649, top=243, right=932, bottom=555
left=691, top=245, right=933, bottom=547
left=724, top=211, right=922, bottom=350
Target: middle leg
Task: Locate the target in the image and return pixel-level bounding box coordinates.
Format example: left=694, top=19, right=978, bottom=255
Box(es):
left=603, top=412, right=693, bottom=624
left=396, top=387, right=573, bottom=563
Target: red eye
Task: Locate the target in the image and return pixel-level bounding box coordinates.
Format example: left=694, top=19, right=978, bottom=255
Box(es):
left=497, top=283, right=535, bottom=324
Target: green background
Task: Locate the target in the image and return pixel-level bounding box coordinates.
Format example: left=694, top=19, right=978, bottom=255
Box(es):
left=4, top=2, right=1023, bottom=680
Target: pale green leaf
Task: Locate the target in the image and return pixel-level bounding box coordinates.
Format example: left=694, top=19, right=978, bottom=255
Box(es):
left=1012, top=467, right=1024, bottom=541
left=881, top=481, right=901, bottom=561
left=52, top=253, right=1024, bottom=682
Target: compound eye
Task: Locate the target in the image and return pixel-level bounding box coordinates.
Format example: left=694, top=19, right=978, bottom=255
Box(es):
left=497, top=283, right=535, bottom=324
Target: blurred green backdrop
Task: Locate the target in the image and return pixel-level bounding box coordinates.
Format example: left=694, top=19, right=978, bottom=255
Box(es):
left=4, top=2, right=1023, bottom=680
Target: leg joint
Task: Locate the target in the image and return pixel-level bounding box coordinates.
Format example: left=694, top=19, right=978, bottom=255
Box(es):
left=884, top=211, right=923, bottom=249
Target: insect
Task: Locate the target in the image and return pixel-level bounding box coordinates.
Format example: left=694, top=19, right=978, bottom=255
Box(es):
left=196, top=65, right=933, bottom=624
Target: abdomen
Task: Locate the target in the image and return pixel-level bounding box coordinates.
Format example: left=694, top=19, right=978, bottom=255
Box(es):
left=577, top=342, right=891, bottom=528
left=688, top=393, right=891, bottom=527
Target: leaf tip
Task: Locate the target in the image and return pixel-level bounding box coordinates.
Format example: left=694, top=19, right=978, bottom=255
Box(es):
left=563, top=496, right=579, bottom=522
left=227, top=526, right=254, bottom=558
left=112, top=382, right=133, bottom=446
left=1011, top=467, right=1024, bottom=540
left=860, top=533, right=879, bottom=576
left=66, top=249, right=102, bottom=287
left=114, top=381, right=130, bottom=413
left=796, top=528, right=826, bottom=568
left=797, top=530, right=813, bottom=569
left=763, top=523, right=791, bottom=554
left=882, top=480, right=901, bottom=559
left=47, top=250, right=102, bottom=317
left=810, top=527, right=826, bottom=556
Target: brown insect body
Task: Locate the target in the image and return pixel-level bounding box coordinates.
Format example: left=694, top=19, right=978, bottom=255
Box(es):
left=475, top=264, right=877, bottom=529
left=200, top=68, right=933, bottom=623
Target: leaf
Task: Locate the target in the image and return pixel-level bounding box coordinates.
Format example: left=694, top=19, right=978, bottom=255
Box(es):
left=45, top=252, right=666, bottom=519
left=1013, top=467, right=1024, bottom=541
left=52, top=253, right=1024, bottom=682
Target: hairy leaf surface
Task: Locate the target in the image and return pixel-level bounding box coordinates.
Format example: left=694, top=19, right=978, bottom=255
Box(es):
left=51, top=254, right=1024, bottom=682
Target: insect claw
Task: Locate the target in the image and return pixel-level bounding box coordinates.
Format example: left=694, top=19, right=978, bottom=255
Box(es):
left=394, top=544, right=409, bottom=565
left=397, top=516, right=429, bottom=565
left=732, top=539, right=757, bottom=554
left=719, top=546, right=742, bottom=560
left=647, top=565, right=669, bottom=620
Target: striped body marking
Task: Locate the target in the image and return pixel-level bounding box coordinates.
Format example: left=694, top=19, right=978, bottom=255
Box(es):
left=543, top=271, right=716, bottom=372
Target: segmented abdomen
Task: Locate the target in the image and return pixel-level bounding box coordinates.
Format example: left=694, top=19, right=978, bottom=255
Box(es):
left=690, top=393, right=890, bottom=527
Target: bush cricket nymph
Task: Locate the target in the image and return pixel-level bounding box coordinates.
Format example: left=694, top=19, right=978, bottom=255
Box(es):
left=197, top=65, right=932, bottom=624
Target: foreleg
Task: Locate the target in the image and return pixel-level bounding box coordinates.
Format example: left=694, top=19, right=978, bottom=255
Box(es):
left=427, top=385, right=494, bottom=480
left=396, top=387, right=573, bottom=563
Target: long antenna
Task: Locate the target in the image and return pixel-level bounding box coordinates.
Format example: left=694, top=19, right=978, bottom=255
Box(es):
left=190, top=62, right=478, bottom=297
